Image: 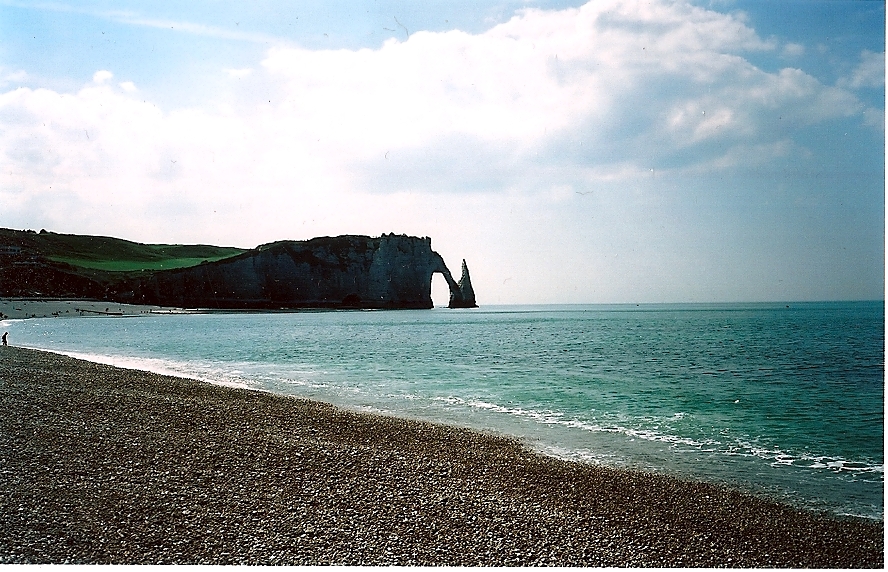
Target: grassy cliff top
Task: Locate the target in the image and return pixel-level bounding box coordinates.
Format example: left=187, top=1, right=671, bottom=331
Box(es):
left=0, top=228, right=246, bottom=272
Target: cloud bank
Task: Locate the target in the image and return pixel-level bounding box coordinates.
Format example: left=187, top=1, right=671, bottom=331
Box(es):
left=0, top=0, right=882, bottom=302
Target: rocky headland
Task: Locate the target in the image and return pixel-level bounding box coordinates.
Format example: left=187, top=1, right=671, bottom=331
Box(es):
left=0, top=230, right=476, bottom=310
left=117, top=234, right=476, bottom=310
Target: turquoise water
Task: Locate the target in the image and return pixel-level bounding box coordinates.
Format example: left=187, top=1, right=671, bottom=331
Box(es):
left=4, top=302, right=883, bottom=519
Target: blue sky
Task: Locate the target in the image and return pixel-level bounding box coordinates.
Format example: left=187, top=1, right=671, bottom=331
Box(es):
left=0, top=0, right=883, bottom=304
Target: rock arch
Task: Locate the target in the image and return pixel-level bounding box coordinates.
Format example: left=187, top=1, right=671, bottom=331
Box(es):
left=430, top=253, right=477, bottom=308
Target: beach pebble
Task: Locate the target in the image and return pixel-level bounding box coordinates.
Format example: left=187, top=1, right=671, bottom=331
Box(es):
left=0, top=347, right=882, bottom=566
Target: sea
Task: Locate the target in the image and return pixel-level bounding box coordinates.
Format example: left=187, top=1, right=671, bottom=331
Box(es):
left=3, top=301, right=883, bottom=520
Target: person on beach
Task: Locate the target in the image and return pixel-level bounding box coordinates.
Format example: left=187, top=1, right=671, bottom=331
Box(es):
left=1, top=332, right=7, bottom=346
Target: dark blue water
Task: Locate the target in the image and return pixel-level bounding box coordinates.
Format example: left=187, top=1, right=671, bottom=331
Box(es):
left=5, top=301, right=883, bottom=519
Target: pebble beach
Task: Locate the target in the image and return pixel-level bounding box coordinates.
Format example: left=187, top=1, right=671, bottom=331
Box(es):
left=0, top=346, right=882, bottom=566
left=0, top=298, right=190, bottom=320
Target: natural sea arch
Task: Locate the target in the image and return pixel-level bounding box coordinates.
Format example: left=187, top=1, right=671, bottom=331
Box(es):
left=431, top=272, right=452, bottom=307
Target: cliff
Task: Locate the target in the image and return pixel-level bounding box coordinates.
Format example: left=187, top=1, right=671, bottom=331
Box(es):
left=114, top=234, right=474, bottom=310
left=0, top=230, right=477, bottom=310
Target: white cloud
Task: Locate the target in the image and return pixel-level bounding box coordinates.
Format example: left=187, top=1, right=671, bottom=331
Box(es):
left=92, top=70, right=114, bottom=84
left=109, top=13, right=285, bottom=45
left=0, top=69, right=27, bottom=85
left=680, top=139, right=800, bottom=173
left=252, top=0, right=856, bottom=193
left=840, top=50, right=885, bottom=89
left=782, top=42, right=804, bottom=59
left=0, top=0, right=872, bottom=253
left=862, top=106, right=885, bottom=130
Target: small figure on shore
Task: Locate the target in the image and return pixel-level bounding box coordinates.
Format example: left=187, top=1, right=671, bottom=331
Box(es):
left=1, top=332, right=7, bottom=346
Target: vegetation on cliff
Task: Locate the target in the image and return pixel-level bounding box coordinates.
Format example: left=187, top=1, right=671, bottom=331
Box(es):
left=0, top=228, right=245, bottom=272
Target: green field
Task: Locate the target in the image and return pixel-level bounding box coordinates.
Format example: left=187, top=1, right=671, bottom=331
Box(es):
left=47, top=254, right=243, bottom=272
left=1, top=228, right=247, bottom=273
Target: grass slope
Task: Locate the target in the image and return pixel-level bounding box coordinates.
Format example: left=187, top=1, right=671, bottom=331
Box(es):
left=0, top=228, right=246, bottom=272
left=46, top=255, right=242, bottom=272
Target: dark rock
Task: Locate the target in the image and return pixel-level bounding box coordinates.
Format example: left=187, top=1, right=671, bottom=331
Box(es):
left=448, top=260, right=477, bottom=308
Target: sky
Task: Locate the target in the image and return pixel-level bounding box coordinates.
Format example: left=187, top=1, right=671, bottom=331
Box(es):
left=0, top=0, right=884, bottom=305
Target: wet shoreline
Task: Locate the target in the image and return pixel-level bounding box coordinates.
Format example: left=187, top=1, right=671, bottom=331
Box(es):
left=0, top=346, right=882, bottom=566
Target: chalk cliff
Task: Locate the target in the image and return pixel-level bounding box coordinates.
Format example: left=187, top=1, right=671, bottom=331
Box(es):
left=0, top=230, right=476, bottom=310
left=115, top=234, right=471, bottom=310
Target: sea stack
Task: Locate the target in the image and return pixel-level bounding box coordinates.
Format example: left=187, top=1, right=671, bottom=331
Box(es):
left=449, top=259, right=478, bottom=308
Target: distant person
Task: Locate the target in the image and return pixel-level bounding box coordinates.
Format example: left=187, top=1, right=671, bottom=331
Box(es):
left=1, top=332, right=7, bottom=346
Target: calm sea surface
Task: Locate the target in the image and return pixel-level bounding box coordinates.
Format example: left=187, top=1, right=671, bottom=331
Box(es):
left=4, top=302, right=883, bottom=519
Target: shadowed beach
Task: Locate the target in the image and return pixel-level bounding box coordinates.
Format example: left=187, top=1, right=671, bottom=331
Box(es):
left=0, top=346, right=882, bottom=566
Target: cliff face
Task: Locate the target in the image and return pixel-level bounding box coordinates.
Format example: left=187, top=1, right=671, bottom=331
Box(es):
left=0, top=230, right=477, bottom=310
left=116, top=234, right=468, bottom=310
left=0, top=261, right=107, bottom=299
